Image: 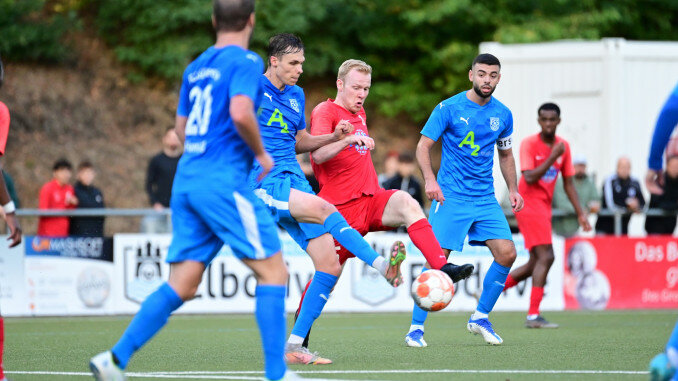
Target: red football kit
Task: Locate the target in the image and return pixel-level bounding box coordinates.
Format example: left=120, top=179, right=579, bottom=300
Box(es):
left=38, top=179, right=76, bottom=237
left=515, top=133, right=575, bottom=250
left=310, top=99, right=447, bottom=268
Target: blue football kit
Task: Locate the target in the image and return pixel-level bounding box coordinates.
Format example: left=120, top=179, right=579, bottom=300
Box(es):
left=421, top=91, right=514, bottom=251
left=249, top=75, right=325, bottom=250
left=648, top=82, right=678, bottom=171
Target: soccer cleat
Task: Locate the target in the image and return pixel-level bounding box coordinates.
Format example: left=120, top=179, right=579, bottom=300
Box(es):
left=404, top=329, right=428, bottom=348
left=440, top=263, right=474, bottom=283
left=89, top=351, right=126, bottom=381
left=385, top=240, right=406, bottom=287
left=467, top=317, right=503, bottom=345
left=285, top=345, right=332, bottom=365
left=649, top=353, right=676, bottom=381
left=525, top=315, right=559, bottom=329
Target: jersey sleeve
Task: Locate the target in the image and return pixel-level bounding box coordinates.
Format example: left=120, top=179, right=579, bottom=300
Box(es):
left=420, top=103, right=447, bottom=141
left=561, top=140, right=575, bottom=177
left=648, top=83, right=678, bottom=170
left=310, top=102, right=336, bottom=135
left=176, top=69, right=191, bottom=117
left=519, top=138, right=535, bottom=172
left=229, top=55, right=264, bottom=103
left=0, top=102, right=10, bottom=156
left=499, top=109, right=514, bottom=139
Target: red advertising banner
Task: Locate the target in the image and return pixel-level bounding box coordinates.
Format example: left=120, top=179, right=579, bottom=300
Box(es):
left=564, top=236, right=678, bottom=310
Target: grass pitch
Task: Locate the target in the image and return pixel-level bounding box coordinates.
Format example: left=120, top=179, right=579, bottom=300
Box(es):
left=5, top=310, right=674, bottom=380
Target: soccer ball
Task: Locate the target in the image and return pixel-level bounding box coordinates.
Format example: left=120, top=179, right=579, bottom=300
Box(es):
left=411, top=269, right=454, bottom=311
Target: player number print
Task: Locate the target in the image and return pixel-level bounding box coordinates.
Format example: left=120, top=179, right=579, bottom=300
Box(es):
left=186, top=84, right=213, bottom=136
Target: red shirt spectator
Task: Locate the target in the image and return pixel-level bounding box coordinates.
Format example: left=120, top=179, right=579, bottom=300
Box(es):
left=38, top=159, right=77, bottom=237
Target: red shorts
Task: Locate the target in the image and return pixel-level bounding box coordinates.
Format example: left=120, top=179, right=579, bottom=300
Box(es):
left=515, top=200, right=552, bottom=251
left=334, top=189, right=398, bottom=264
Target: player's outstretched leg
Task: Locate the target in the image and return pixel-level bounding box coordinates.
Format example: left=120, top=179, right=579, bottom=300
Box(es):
left=90, top=282, right=184, bottom=380
left=523, top=245, right=558, bottom=329
left=651, top=321, right=678, bottom=380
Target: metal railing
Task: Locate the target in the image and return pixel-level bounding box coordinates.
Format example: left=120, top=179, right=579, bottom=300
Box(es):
left=14, top=207, right=678, bottom=237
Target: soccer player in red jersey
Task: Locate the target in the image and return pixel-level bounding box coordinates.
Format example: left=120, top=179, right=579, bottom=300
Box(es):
left=37, top=159, right=78, bottom=237
left=293, top=59, right=474, bottom=351
left=503, top=102, right=591, bottom=328
left=0, top=55, right=23, bottom=381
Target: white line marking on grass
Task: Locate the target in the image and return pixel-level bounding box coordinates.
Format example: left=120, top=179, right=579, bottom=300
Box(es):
left=5, top=370, right=361, bottom=380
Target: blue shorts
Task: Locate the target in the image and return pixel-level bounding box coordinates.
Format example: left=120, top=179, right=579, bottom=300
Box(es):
left=429, top=195, right=512, bottom=252
left=254, top=172, right=326, bottom=250
left=167, top=187, right=281, bottom=265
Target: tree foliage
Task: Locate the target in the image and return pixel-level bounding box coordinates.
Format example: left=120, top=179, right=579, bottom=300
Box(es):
left=5, top=0, right=678, bottom=121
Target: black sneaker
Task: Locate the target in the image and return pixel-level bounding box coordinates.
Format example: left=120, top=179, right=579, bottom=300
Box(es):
left=440, top=263, right=474, bottom=283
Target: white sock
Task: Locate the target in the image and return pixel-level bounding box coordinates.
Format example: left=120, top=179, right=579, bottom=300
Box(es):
left=287, top=334, right=304, bottom=345
left=527, top=314, right=539, bottom=320
left=409, top=324, right=424, bottom=334
left=471, top=310, right=488, bottom=320
left=372, top=256, right=388, bottom=276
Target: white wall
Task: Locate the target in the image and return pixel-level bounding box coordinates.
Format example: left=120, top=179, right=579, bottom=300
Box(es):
left=481, top=39, right=678, bottom=235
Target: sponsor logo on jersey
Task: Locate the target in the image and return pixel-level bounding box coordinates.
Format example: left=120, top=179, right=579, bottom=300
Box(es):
left=460, top=116, right=470, bottom=125
left=289, top=98, right=300, bottom=113
left=541, top=165, right=558, bottom=183
left=351, top=129, right=370, bottom=155
left=490, top=117, right=500, bottom=131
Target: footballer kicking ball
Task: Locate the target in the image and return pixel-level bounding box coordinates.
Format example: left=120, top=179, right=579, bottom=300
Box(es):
left=411, top=269, right=454, bottom=311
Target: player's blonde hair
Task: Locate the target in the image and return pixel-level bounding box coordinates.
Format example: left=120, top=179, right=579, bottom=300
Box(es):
left=337, top=59, right=372, bottom=81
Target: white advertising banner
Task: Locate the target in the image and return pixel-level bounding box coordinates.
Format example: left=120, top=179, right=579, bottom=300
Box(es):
left=0, top=238, right=27, bottom=316
left=112, top=232, right=564, bottom=314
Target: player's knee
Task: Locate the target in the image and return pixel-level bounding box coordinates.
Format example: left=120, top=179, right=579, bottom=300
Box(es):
left=502, top=250, right=517, bottom=266
left=259, top=266, right=288, bottom=285
left=398, top=191, right=424, bottom=219
left=317, top=199, right=338, bottom=219
left=540, top=251, right=555, bottom=266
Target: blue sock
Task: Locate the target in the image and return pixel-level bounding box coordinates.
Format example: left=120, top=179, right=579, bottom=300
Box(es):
left=255, top=285, right=287, bottom=381
left=111, top=283, right=183, bottom=369
left=477, top=261, right=510, bottom=315
left=324, top=212, right=379, bottom=265
left=667, top=320, right=678, bottom=351
left=411, top=267, right=429, bottom=327
left=291, top=271, right=338, bottom=338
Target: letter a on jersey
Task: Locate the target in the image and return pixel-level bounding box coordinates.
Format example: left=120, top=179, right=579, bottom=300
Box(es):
left=459, top=131, right=480, bottom=156
left=266, top=108, right=289, bottom=134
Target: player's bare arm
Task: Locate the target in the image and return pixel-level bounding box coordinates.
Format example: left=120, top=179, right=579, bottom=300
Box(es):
left=231, top=94, right=274, bottom=180
left=0, top=172, right=21, bottom=247
left=562, top=175, right=592, bottom=231
left=521, top=142, right=565, bottom=184
left=416, top=135, right=445, bottom=204
left=295, top=120, right=354, bottom=154
left=174, top=115, right=187, bottom=143
left=311, top=133, right=374, bottom=164
left=498, top=147, right=523, bottom=212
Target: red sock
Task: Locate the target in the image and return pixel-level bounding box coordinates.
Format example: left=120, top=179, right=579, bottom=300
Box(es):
left=529, top=287, right=544, bottom=316
left=295, top=278, right=313, bottom=316
left=503, top=274, right=518, bottom=291
left=407, top=218, right=447, bottom=269
left=0, top=316, right=4, bottom=379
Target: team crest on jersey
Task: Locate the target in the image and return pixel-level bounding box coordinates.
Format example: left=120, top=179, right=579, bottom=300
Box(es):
left=490, top=117, right=500, bottom=131
left=351, top=129, right=369, bottom=155
left=289, top=98, right=300, bottom=113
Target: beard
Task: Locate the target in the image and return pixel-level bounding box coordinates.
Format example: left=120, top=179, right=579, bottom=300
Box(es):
left=473, top=83, right=495, bottom=98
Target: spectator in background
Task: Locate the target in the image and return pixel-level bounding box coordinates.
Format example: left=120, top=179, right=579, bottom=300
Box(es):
left=297, top=153, right=320, bottom=194
left=70, top=161, right=105, bottom=237
left=645, top=155, right=678, bottom=235
left=595, top=156, right=645, bottom=235
left=552, top=155, right=600, bottom=237
left=38, top=159, right=78, bottom=237
left=378, top=150, right=399, bottom=187
left=142, top=128, right=181, bottom=233
left=383, top=151, right=424, bottom=208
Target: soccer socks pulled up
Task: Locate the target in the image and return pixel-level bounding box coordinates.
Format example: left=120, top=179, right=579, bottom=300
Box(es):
left=290, top=271, right=337, bottom=340
left=407, top=219, right=447, bottom=269
left=255, top=285, right=287, bottom=381
left=410, top=267, right=429, bottom=327
left=111, top=283, right=183, bottom=369
left=503, top=274, right=518, bottom=291
left=528, top=287, right=544, bottom=316
left=477, top=261, right=510, bottom=315
left=324, top=212, right=380, bottom=268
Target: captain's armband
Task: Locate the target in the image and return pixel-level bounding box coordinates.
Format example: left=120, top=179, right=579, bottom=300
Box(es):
left=496, top=135, right=512, bottom=150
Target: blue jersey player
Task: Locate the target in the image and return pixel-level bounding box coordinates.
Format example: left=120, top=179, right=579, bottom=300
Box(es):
left=90, top=2, right=295, bottom=380
left=250, top=34, right=406, bottom=365
left=405, top=53, right=524, bottom=347
left=648, top=82, right=678, bottom=381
